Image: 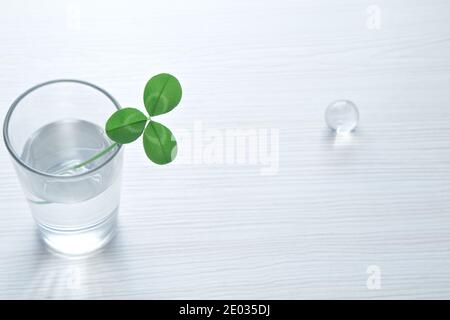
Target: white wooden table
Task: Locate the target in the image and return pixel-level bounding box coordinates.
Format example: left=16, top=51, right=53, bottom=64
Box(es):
left=1, top=0, right=450, bottom=299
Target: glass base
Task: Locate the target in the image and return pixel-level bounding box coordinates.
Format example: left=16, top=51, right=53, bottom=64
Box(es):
left=37, top=209, right=118, bottom=256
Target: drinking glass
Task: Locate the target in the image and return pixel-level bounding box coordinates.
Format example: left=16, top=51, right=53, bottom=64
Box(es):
left=3, top=79, right=123, bottom=256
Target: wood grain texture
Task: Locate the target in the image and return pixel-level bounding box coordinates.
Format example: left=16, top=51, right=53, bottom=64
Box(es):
left=1, top=0, right=450, bottom=299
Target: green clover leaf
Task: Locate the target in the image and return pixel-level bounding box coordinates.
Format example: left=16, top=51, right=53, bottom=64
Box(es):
left=105, top=107, right=148, bottom=144
left=93, top=73, right=182, bottom=166
left=143, top=121, right=178, bottom=165
left=143, top=73, right=182, bottom=116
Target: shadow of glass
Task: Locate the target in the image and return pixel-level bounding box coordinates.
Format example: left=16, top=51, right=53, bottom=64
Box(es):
left=6, top=227, right=130, bottom=299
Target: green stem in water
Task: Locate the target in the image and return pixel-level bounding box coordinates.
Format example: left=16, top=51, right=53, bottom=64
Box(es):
left=72, top=142, right=119, bottom=170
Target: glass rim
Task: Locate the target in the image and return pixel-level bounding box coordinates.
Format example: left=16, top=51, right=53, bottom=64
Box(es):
left=3, top=79, right=123, bottom=179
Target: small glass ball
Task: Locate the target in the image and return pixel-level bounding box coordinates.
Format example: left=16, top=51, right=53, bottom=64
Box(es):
left=325, top=100, right=359, bottom=134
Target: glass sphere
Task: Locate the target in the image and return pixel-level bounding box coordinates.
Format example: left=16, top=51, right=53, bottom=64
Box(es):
left=325, top=100, right=359, bottom=134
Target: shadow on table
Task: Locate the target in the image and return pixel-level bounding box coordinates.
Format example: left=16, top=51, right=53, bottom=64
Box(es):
left=321, top=127, right=363, bottom=149
left=6, top=228, right=131, bottom=299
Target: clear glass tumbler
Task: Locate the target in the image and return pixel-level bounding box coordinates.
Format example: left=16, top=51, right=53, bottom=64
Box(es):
left=3, top=80, right=123, bottom=256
